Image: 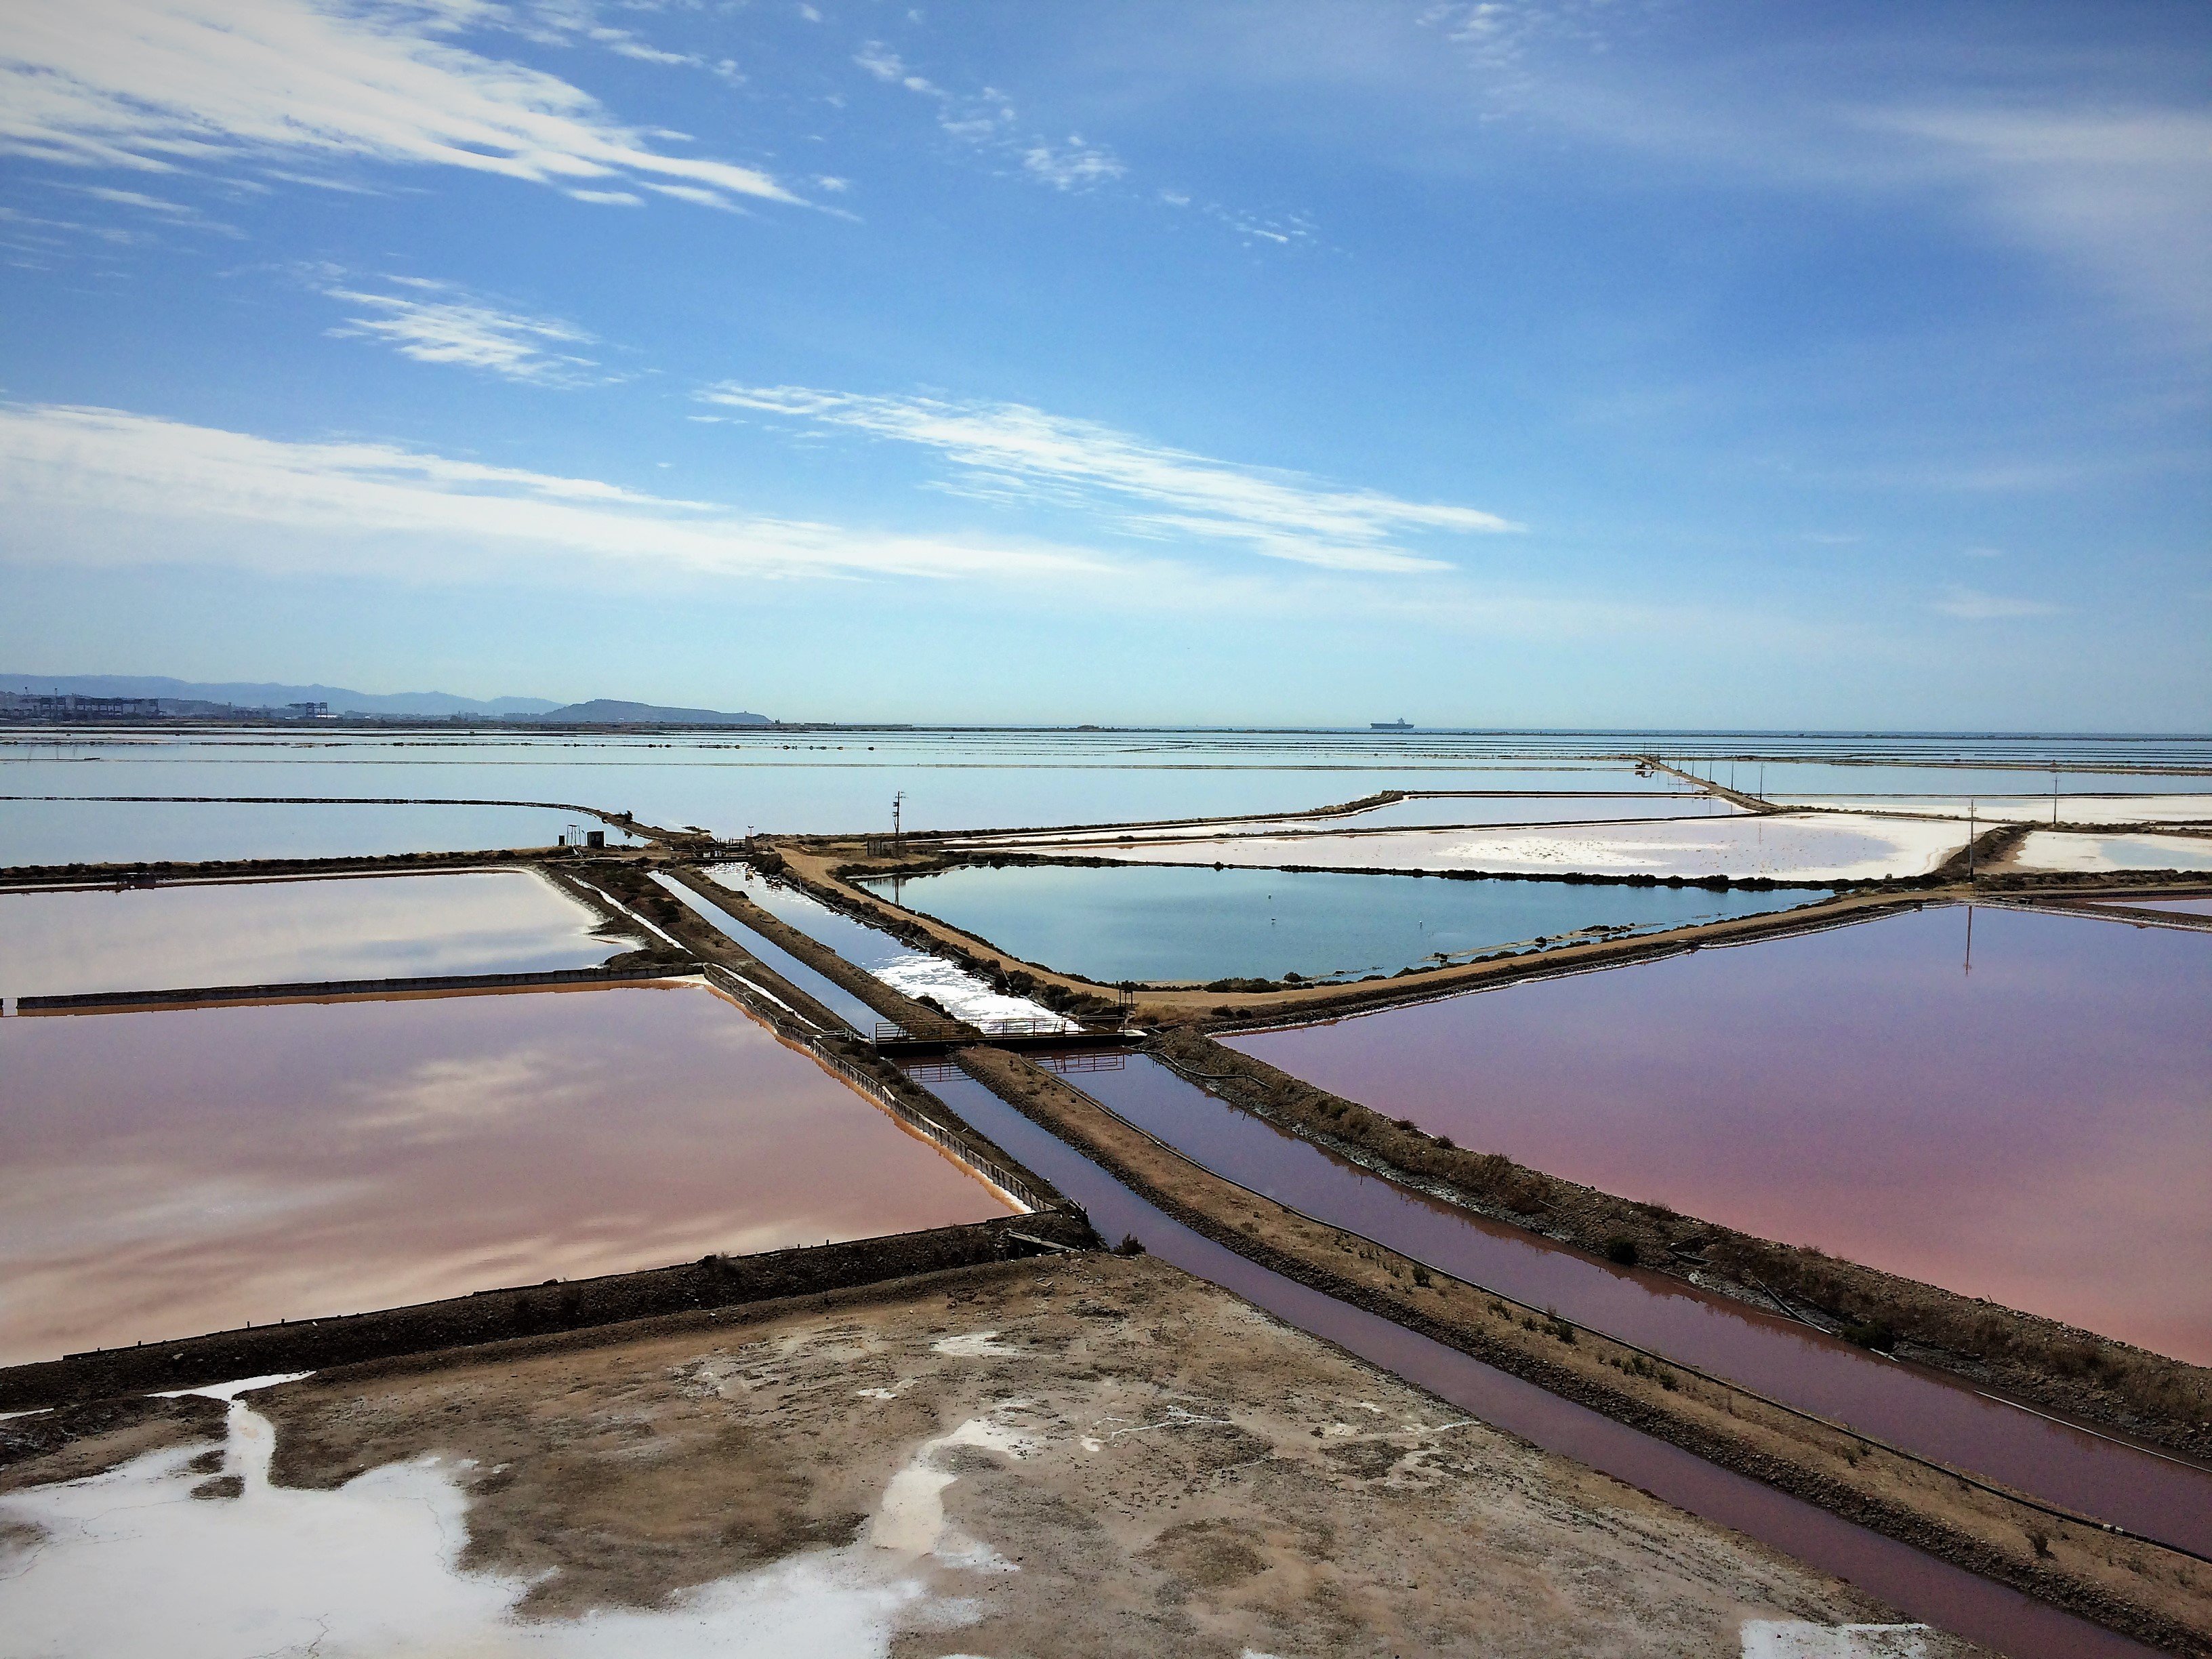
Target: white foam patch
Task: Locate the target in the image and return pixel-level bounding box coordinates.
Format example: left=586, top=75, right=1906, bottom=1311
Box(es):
left=870, top=953, right=1076, bottom=1031
left=1740, top=1622, right=1931, bottom=1657
left=0, top=1386, right=1012, bottom=1656
left=930, top=1332, right=1020, bottom=1358
left=870, top=1416, right=1039, bottom=1564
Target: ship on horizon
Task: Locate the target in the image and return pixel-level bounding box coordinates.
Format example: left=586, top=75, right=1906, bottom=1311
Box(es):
left=1371, top=717, right=1414, bottom=731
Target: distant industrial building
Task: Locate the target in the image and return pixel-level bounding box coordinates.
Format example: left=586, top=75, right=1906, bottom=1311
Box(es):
left=1, top=693, right=161, bottom=720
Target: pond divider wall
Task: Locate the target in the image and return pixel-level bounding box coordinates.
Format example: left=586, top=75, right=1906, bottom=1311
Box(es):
left=0, top=1212, right=1095, bottom=1412
left=16, top=963, right=691, bottom=1015
left=0, top=951, right=1085, bottom=1406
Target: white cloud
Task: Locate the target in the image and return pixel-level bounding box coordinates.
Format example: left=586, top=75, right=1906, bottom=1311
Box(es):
left=1862, top=104, right=2212, bottom=343
left=701, top=384, right=1517, bottom=572
left=0, top=403, right=1118, bottom=585
left=1021, top=136, right=1124, bottom=192
left=322, top=278, right=605, bottom=385
left=0, top=0, right=798, bottom=209
left=854, top=41, right=914, bottom=85
left=1932, top=585, right=2062, bottom=620
left=1420, top=10, right=2212, bottom=344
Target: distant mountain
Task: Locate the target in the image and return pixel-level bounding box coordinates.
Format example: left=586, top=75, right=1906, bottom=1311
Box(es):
left=1, top=674, right=561, bottom=717
left=527, top=699, right=773, bottom=726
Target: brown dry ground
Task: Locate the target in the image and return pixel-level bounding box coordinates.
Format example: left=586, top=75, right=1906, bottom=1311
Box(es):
left=132, top=1255, right=1982, bottom=1658
left=955, top=1048, right=2212, bottom=1654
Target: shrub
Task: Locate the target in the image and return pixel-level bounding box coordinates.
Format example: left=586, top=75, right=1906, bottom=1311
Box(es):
left=1603, top=1236, right=1639, bottom=1267
left=1113, top=1233, right=1146, bottom=1256
left=1841, top=1319, right=1897, bottom=1353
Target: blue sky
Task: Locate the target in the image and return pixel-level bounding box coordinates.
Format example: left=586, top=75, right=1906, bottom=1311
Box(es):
left=1, top=0, right=2206, bottom=726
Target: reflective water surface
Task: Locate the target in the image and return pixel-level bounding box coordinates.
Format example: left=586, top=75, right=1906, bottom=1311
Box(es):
left=0, top=797, right=636, bottom=867
left=1232, top=905, right=2212, bottom=1363
left=0, top=871, right=623, bottom=1001
left=0, top=983, right=1012, bottom=1364
left=707, top=866, right=1072, bottom=1027
left=12, top=729, right=2203, bottom=842
left=863, top=863, right=1810, bottom=983
left=2092, top=896, right=2212, bottom=917
left=1072, top=1054, right=2212, bottom=1556
left=912, top=1065, right=2158, bottom=1659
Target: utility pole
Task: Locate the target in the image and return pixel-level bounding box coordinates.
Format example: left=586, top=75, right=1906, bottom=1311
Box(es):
left=1967, top=798, right=1975, bottom=885
left=892, top=790, right=905, bottom=844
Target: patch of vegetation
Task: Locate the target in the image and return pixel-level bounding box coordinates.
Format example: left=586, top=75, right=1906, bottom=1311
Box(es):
left=1841, top=1319, right=1897, bottom=1353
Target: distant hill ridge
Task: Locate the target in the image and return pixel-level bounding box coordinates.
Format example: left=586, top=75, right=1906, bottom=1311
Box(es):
left=528, top=699, right=771, bottom=726
left=2, top=675, right=771, bottom=723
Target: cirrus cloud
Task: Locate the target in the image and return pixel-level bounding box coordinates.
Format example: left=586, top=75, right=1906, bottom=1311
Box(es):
left=700, top=384, right=1518, bottom=573
left=0, top=0, right=798, bottom=209
left=0, top=403, right=1115, bottom=586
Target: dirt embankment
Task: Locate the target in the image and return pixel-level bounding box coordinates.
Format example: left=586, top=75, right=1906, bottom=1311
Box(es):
left=648, top=862, right=958, bottom=1033
left=238, top=1255, right=1973, bottom=1655
left=757, top=834, right=2211, bottom=1027
left=760, top=840, right=1947, bottom=1024
left=0, top=1213, right=1091, bottom=1414
left=954, top=1046, right=2212, bottom=1656
left=1151, top=1030, right=2212, bottom=1461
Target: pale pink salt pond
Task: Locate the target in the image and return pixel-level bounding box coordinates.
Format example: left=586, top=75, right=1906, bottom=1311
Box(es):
left=0, top=869, right=626, bottom=1002
left=1231, top=905, right=2211, bottom=1363
left=0, top=982, right=1013, bottom=1365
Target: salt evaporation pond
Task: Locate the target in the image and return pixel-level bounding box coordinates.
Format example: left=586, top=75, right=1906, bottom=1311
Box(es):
left=1231, top=905, right=2211, bottom=1362
left=0, top=797, right=637, bottom=867
left=2093, top=895, right=2212, bottom=918
left=2011, top=830, right=2212, bottom=874
left=0, top=729, right=1692, bottom=837
left=1061, top=1054, right=2212, bottom=1557
left=960, top=791, right=1729, bottom=848
left=981, top=813, right=1968, bottom=882
left=701, top=865, right=1076, bottom=1027
left=860, top=863, right=1811, bottom=983
left=0, top=982, right=1012, bottom=1365
left=0, top=870, right=627, bottom=1002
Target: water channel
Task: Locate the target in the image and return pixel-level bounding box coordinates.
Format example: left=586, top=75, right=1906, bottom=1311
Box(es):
left=1065, top=1052, right=2212, bottom=1559
left=720, top=872, right=2212, bottom=1552
left=1230, top=903, right=2212, bottom=1364
left=913, top=1065, right=2160, bottom=1659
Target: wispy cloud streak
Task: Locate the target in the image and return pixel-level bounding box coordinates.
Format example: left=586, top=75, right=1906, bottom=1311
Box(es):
left=1932, top=585, right=2062, bottom=621
left=0, top=0, right=796, bottom=209
left=0, top=403, right=1113, bottom=584
left=701, top=384, right=1516, bottom=573
left=323, top=276, right=605, bottom=384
